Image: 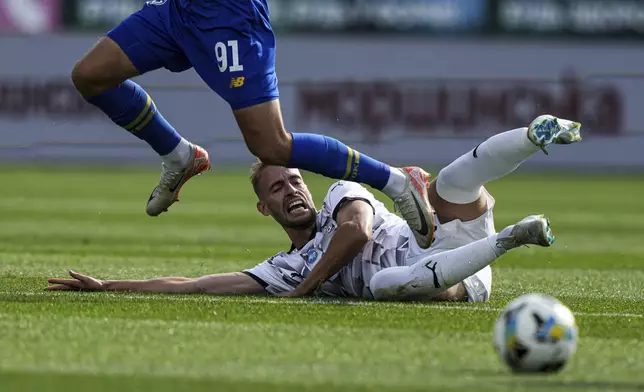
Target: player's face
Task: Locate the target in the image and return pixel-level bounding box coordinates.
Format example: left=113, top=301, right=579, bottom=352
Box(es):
left=257, top=167, right=316, bottom=229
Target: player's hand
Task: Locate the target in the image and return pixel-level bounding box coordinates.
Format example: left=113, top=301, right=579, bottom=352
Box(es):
left=278, top=288, right=312, bottom=298
left=277, top=291, right=301, bottom=297
left=46, top=270, right=105, bottom=291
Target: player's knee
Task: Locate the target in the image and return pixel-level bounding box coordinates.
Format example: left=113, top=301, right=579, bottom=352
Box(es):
left=71, top=61, right=104, bottom=97
left=435, top=168, right=482, bottom=205
left=72, top=37, right=138, bottom=97
left=71, top=56, right=130, bottom=97
left=236, top=101, right=292, bottom=165
left=369, top=267, right=414, bottom=301
left=247, top=134, right=291, bottom=166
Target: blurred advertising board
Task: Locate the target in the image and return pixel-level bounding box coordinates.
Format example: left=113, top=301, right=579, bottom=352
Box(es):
left=61, top=0, right=488, bottom=33
left=294, top=72, right=622, bottom=144
left=269, top=0, right=488, bottom=33
left=496, top=0, right=644, bottom=38
left=0, top=0, right=61, bottom=34
left=58, top=0, right=644, bottom=39
left=60, top=0, right=141, bottom=30
left=0, top=35, right=642, bottom=167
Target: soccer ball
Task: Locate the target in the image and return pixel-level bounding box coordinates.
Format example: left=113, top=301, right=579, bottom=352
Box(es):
left=493, top=293, right=578, bottom=373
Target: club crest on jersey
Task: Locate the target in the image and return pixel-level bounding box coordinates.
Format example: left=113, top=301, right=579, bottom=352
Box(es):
left=146, top=0, right=168, bottom=5
left=302, top=248, right=323, bottom=266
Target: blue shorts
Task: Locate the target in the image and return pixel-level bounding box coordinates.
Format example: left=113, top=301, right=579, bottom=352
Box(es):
left=107, top=0, right=279, bottom=110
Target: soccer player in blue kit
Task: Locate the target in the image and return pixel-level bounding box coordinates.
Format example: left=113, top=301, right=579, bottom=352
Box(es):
left=70, top=0, right=436, bottom=248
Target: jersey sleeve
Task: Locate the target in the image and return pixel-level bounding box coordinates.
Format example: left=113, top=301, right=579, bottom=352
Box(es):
left=322, top=181, right=377, bottom=222
left=243, top=252, right=304, bottom=295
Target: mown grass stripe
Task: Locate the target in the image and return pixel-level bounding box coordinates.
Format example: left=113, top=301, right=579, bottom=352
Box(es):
left=1, top=292, right=642, bottom=319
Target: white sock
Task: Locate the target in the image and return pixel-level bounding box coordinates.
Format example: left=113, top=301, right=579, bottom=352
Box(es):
left=162, top=138, right=192, bottom=169
left=370, top=234, right=506, bottom=301
left=381, top=167, right=407, bottom=199
left=436, top=127, right=540, bottom=204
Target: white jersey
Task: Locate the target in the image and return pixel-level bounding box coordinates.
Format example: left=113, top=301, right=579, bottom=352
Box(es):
left=244, top=181, right=494, bottom=302
left=244, top=181, right=413, bottom=298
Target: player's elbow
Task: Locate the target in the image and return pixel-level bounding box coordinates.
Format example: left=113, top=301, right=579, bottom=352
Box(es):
left=169, top=278, right=201, bottom=294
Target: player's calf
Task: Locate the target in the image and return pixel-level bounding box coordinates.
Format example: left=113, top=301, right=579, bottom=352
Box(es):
left=74, top=37, right=203, bottom=216
left=369, top=215, right=555, bottom=302
left=430, top=115, right=582, bottom=225
left=73, top=37, right=184, bottom=160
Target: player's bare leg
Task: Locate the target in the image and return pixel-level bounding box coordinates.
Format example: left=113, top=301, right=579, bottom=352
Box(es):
left=233, top=99, right=435, bottom=247
left=72, top=37, right=139, bottom=97
left=233, top=99, right=293, bottom=165
left=72, top=37, right=210, bottom=216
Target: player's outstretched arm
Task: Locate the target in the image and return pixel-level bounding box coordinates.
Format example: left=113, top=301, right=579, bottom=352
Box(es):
left=46, top=270, right=265, bottom=295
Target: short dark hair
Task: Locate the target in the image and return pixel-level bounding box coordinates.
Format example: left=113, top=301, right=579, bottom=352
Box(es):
left=250, top=159, right=268, bottom=197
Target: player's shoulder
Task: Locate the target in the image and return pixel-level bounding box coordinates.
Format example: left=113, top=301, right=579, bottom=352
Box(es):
left=325, top=181, right=372, bottom=200
left=263, top=250, right=300, bottom=267
left=321, top=181, right=378, bottom=218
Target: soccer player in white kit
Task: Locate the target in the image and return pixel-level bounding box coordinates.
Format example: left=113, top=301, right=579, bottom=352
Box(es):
left=46, top=115, right=581, bottom=302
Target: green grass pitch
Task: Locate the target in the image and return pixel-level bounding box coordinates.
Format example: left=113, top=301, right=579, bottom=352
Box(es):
left=0, top=166, right=643, bottom=392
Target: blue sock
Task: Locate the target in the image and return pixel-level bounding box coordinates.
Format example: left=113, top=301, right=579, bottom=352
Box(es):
left=86, top=80, right=182, bottom=156
left=288, top=133, right=391, bottom=190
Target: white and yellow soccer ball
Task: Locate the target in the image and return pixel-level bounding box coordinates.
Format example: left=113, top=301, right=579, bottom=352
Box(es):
left=493, top=293, right=578, bottom=373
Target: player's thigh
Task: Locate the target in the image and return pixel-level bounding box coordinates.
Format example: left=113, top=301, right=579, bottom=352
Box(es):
left=73, top=1, right=191, bottom=96
left=462, top=266, right=492, bottom=303
left=182, top=7, right=279, bottom=109
left=192, top=38, right=284, bottom=163
left=432, top=283, right=469, bottom=302
left=180, top=14, right=285, bottom=162
left=106, top=1, right=192, bottom=75
left=71, top=37, right=139, bottom=96
left=428, top=179, right=489, bottom=223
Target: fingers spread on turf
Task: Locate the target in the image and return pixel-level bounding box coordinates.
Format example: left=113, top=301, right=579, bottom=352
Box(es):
left=45, top=284, right=76, bottom=291
left=48, top=278, right=79, bottom=285
left=69, top=270, right=91, bottom=282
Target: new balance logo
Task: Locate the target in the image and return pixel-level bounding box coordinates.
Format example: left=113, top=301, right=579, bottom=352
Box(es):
left=230, top=77, right=245, bottom=88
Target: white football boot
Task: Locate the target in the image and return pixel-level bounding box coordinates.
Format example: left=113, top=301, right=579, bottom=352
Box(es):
left=528, top=115, right=582, bottom=154
left=393, top=167, right=435, bottom=249
left=146, top=143, right=211, bottom=216
left=497, top=215, right=556, bottom=250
